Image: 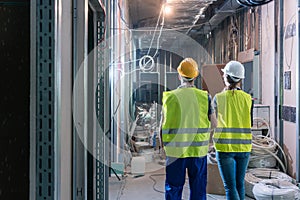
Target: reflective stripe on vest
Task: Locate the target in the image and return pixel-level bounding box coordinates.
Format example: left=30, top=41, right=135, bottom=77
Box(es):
left=163, top=141, right=209, bottom=147
left=162, top=128, right=210, bottom=134
left=213, top=90, right=252, bottom=152
left=214, top=128, right=251, bottom=134
left=213, top=138, right=251, bottom=145
left=162, top=88, right=210, bottom=158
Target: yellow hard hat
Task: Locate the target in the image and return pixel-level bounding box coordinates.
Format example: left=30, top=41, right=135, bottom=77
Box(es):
left=177, top=58, right=199, bottom=79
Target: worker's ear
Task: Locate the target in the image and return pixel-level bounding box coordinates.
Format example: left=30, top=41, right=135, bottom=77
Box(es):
left=178, top=74, right=181, bottom=81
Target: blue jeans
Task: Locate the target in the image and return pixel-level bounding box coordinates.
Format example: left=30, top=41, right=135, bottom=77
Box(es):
left=216, top=152, right=250, bottom=200
left=165, top=156, right=207, bottom=200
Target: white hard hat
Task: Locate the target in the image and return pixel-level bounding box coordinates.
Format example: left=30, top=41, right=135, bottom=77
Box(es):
left=222, top=61, right=245, bottom=81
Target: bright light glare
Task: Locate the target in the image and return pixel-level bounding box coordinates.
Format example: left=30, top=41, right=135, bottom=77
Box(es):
left=164, top=5, right=172, bottom=15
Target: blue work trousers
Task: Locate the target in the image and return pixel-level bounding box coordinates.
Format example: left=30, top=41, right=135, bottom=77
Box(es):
left=165, top=156, right=207, bottom=200
left=216, top=152, right=250, bottom=200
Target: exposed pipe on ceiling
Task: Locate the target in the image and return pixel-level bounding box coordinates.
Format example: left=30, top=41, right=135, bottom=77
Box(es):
left=191, top=0, right=274, bottom=35
left=236, top=0, right=273, bottom=7
left=190, top=0, right=241, bottom=35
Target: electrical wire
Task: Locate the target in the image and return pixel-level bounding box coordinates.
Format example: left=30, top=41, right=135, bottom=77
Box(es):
left=137, top=4, right=166, bottom=72
left=149, top=174, right=193, bottom=195
left=251, top=117, right=288, bottom=173
left=244, top=168, right=296, bottom=198
left=252, top=135, right=287, bottom=173
left=116, top=176, right=127, bottom=200
left=108, top=6, right=248, bottom=33
left=117, top=0, right=131, bottom=29
left=146, top=5, right=164, bottom=56
left=149, top=173, right=165, bottom=194
left=146, top=7, right=162, bottom=55
left=105, top=99, right=121, bottom=136
left=252, top=117, right=270, bottom=137
left=106, top=1, right=258, bottom=75
left=245, top=116, right=298, bottom=198
left=152, top=9, right=165, bottom=59
left=248, top=152, right=277, bottom=168
left=283, top=13, right=296, bottom=70
left=252, top=179, right=300, bottom=199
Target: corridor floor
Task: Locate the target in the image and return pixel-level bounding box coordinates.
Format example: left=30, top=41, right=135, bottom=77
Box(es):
left=109, top=160, right=254, bottom=200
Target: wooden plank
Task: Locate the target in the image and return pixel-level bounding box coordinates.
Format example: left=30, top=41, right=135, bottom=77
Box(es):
left=238, top=48, right=255, bottom=63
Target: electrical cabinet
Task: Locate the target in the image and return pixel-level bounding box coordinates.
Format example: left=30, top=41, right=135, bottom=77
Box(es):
left=252, top=104, right=270, bottom=136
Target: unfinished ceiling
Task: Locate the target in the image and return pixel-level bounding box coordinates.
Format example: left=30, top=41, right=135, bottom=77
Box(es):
left=127, top=0, right=242, bottom=53
left=127, top=0, right=234, bottom=33
left=127, top=0, right=165, bottom=28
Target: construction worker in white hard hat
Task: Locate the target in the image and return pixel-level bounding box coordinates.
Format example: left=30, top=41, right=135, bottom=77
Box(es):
left=213, top=60, right=253, bottom=200
left=159, top=58, right=217, bottom=200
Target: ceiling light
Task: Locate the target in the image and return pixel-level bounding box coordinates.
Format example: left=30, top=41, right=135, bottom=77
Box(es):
left=163, top=5, right=172, bottom=15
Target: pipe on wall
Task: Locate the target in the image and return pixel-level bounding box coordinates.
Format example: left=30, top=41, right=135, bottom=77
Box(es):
left=72, top=0, right=77, bottom=198
left=278, top=0, right=284, bottom=157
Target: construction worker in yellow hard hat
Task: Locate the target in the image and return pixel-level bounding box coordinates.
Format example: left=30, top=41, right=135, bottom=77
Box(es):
left=213, top=60, right=253, bottom=200
left=176, top=57, right=199, bottom=79
left=159, top=58, right=217, bottom=200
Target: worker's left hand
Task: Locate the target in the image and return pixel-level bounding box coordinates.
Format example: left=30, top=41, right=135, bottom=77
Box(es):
left=208, top=143, right=215, bottom=153
left=159, top=147, right=166, bottom=160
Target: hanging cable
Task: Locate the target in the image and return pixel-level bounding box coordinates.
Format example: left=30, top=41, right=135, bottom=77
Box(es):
left=146, top=6, right=164, bottom=56
left=110, top=5, right=248, bottom=33
left=152, top=8, right=165, bottom=59
left=139, top=4, right=166, bottom=72
left=117, top=0, right=130, bottom=28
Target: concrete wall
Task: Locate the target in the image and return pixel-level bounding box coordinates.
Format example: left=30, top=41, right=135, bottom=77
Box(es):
left=282, top=0, right=298, bottom=178
left=261, top=2, right=276, bottom=138
left=261, top=0, right=298, bottom=178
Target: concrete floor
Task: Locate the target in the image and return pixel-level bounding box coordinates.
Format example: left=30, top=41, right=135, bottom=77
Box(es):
left=109, top=159, right=254, bottom=200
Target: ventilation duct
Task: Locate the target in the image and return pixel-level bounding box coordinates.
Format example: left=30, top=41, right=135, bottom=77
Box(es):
left=199, top=0, right=241, bottom=34
left=236, top=0, right=273, bottom=7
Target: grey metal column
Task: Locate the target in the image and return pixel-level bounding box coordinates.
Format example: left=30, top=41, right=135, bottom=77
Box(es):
left=96, top=14, right=108, bottom=200
left=278, top=0, right=284, bottom=156
left=35, top=0, right=55, bottom=199
left=54, top=0, right=73, bottom=199
left=73, top=0, right=88, bottom=199
left=30, top=0, right=37, bottom=199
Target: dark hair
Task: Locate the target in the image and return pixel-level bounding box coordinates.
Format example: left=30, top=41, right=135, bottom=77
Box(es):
left=181, top=76, right=194, bottom=83
left=225, top=75, right=240, bottom=92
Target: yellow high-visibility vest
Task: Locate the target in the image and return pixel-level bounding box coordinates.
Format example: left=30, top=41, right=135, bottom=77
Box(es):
left=162, top=87, right=211, bottom=158
left=213, top=90, right=252, bottom=152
